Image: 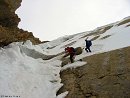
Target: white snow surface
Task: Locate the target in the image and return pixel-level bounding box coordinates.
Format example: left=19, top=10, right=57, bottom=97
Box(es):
left=0, top=17, right=130, bottom=98
left=0, top=44, right=63, bottom=98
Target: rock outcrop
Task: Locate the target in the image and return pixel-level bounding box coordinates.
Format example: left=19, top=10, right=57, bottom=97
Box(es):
left=0, top=0, right=22, bottom=27
left=75, top=47, right=83, bottom=55
left=0, top=0, right=41, bottom=47
left=58, top=46, right=130, bottom=98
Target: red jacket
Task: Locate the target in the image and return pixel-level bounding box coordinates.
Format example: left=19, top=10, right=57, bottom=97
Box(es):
left=65, top=47, right=75, bottom=54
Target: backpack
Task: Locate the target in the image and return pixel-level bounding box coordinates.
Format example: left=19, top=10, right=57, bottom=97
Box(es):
left=86, top=40, right=92, bottom=46
left=70, top=47, right=76, bottom=53
left=88, top=40, right=92, bottom=46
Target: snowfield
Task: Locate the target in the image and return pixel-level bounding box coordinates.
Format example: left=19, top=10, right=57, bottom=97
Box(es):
left=0, top=17, right=130, bottom=98
left=0, top=43, right=64, bottom=98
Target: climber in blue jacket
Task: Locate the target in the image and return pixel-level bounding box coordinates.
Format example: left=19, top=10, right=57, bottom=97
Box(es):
left=85, top=38, right=92, bottom=52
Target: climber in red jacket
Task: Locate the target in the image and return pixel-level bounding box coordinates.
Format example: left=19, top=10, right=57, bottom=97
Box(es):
left=63, top=47, right=75, bottom=63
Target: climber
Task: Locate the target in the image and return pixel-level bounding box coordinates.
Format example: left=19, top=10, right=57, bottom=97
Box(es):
left=85, top=38, right=92, bottom=52
left=63, top=47, right=76, bottom=63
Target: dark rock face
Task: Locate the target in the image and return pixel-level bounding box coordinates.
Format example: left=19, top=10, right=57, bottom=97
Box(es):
left=0, top=0, right=22, bottom=27
left=0, top=0, right=41, bottom=47
left=58, top=46, right=130, bottom=98
left=0, top=26, right=41, bottom=47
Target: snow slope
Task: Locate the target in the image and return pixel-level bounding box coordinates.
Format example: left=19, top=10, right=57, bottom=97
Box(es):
left=0, top=42, right=65, bottom=98
left=40, top=16, right=130, bottom=55
left=0, top=16, right=130, bottom=98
